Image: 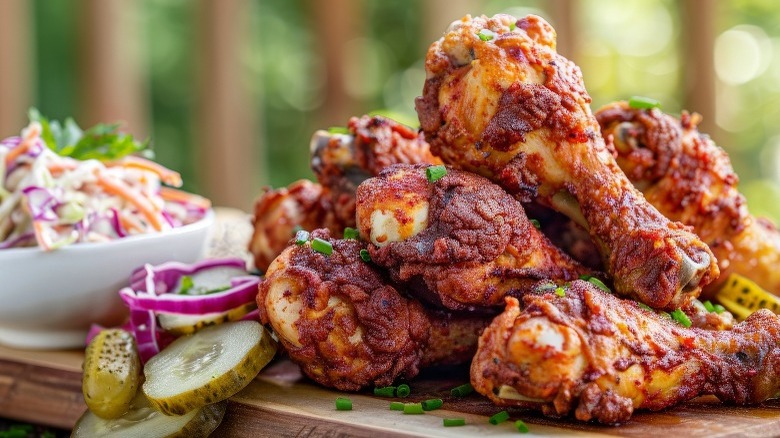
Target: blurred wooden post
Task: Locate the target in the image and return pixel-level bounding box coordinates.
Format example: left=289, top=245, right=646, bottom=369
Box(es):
left=78, top=0, right=148, bottom=138
left=680, top=0, right=717, bottom=136
left=422, top=0, right=475, bottom=51
left=0, top=0, right=33, bottom=137
left=196, top=0, right=259, bottom=210
left=309, top=0, right=363, bottom=126
left=548, top=0, right=578, bottom=62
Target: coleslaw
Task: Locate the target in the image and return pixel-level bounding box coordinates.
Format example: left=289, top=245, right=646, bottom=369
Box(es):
left=0, top=111, right=211, bottom=250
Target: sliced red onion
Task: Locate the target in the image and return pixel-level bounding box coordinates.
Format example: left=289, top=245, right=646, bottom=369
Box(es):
left=119, top=275, right=259, bottom=315
left=128, top=257, right=247, bottom=294
left=108, top=208, right=127, bottom=238
left=21, top=186, right=61, bottom=221
left=118, top=257, right=259, bottom=361
left=0, top=136, right=21, bottom=149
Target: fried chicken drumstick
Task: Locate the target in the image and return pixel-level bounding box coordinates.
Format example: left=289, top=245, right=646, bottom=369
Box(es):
left=249, top=115, right=440, bottom=272
left=257, top=229, right=488, bottom=391
left=597, top=101, right=780, bottom=296
left=415, top=14, right=718, bottom=309
left=471, top=280, right=780, bottom=424
left=355, top=164, right=591, bottom=311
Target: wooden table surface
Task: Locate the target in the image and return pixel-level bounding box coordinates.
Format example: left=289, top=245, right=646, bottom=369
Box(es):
left=1, top=344, right=779, bottom=437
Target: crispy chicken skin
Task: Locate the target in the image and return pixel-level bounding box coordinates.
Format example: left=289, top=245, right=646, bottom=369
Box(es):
left=257, top=229, right=488, bottom=391
left=250, top=115, right=440, bottom=272
left=471, top=281, right=780, bottom=424
left=415, top=14, right=718, bottom=310
left=249, top=180, right=346, bottom=272
left=597, top=101, right=780, bottom=296
left=354, top=164, right=591, bottom=311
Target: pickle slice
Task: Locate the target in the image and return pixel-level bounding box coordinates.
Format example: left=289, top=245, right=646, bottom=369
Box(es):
left=142, top=320, right=276, bottom=415
left=715, top=273, right=780, bottom=320
left=83, top=329, right=142, bottom=419
left=72, top=391, right=225, bottom=438
left=157, top=302, right=257, bottom=336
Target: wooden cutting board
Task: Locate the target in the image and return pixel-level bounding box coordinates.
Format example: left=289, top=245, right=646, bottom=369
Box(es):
left=1, top=344, right=778, bottom=437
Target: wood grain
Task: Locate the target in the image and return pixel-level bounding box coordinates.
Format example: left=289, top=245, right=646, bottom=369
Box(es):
left=1, top=344, right=778, bottom=437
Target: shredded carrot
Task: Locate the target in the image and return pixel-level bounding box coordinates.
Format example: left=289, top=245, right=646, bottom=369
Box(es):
left=4, top=123, right=42, bottom=167
left=47, top=161, right=78, bottom=176
left=95, top=171, right=167, bottom=231
left=118, top=211, right=144, bottom=233
left=32, top=220, right=52, bottom=251
left=158, top=186, right=212, bottom=210
left=113, top=156, right=183, bottom=187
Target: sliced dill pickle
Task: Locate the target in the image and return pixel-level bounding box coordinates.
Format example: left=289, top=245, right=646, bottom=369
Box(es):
left=715, top=273, right=780, bottom=320
left=142, top=320, right=276, bottom=415
left=157, top=302, right=257, bottom=336
left=72, top=391, right=225, bottom=438
left=82, top=329, right=141, bottom=419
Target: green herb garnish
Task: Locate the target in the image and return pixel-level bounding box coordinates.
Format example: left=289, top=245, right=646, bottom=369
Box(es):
left=311, top=237, right=333, bottom=255
left=335, top=397, right=352, bottom=410
left=444, top=418, right=466, bottom=427
left=478, top=29, right=495, bottom=41
left=426, top=164, right=447, bottom=183
left=670, top=308, right=692, bottom=327
left=343, top=227, right=360, bottom=240
left=628, top=96, right=661, bottom=110
left=489, top=410, right=510, bottom=425
left=29, top=108, right=151, bottom=161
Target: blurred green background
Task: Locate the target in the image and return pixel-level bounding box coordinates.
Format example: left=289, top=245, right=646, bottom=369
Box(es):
left=2, top=0, right=780, bottom=221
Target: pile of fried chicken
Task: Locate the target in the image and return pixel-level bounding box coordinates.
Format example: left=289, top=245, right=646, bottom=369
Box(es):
left=250, top=14, right=780, bottom=424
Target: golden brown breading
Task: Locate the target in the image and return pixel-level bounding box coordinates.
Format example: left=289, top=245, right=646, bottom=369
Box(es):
left=250, top=115, right=441, bottom=273
left=249, top=180, right=346, bottom=273
left=415, top=14, right=718, bottom=310
left=354, top=164, right=591, bottom=311
left=257, top=229, right=488, bottom=391
left=471, top=281, right=780, bottom=424
left=597, top=101, right=780, bottom=297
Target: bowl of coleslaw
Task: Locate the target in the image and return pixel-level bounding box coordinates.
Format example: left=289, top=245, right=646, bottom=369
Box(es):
left=0, top=113, right=215, bottom=349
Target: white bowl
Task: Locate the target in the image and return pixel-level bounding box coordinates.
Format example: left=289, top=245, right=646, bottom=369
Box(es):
left=0, top=209, right=215, bottom=350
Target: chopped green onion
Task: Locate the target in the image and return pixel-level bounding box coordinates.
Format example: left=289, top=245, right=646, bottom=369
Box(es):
left=359, top=248, right=372, bottom=262
left=713, top=303, right=727, bottom=314
left=489, top=410, right=510, bottom=425
left=444, top=418, right=466, bottom=427
left=390, top=401, right=404, bottom=411
left=421, top=398, right=443, bottom=411
left=335, top=397, right=352, bottom=411
left=451, top=382, right=473, bottom=397
left=530, top=218, right=541, bottom=229
left=638, top=302, right=653, bottom=312
left=702, top=300, right=716, bottom=313
left=670, top=308, right=692, bottom=328
left=343, top=227, right=360, bottom=240
left=311, top=237, right=333, bottom=255
left=509, top=22, right=517, bottom=31
left=328, top=126, right=351, bottom=135
left=515, top=419, right=530, bottom=433
left=580, top=275, right=611, bottom=293
left=554, top=286, right=565, bottom=297
left=295, top=229, right=310, bottom=245
left=628, top=95, right=661, bottom=110
left=403, top=403, right=424, bottom=414
left=426, top=165, right=447, bottom=183
left=396, top=383, right=411, bottom=397
left=374, top=386, right=396, bottom=397
left=478, top=29, right=495, bottom=41
left=659, top=310, right=672, bottom=319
